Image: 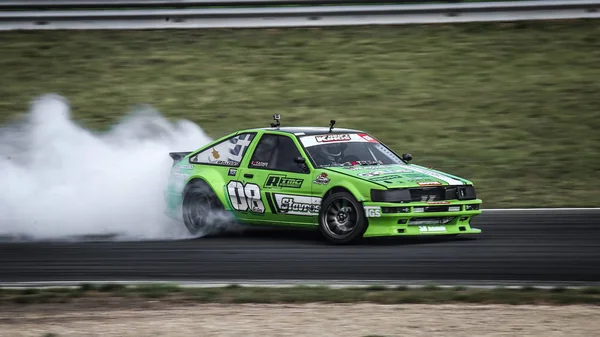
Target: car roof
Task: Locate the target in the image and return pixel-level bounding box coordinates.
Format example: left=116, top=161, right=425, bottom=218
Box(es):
left=243, top=126, right=365, bottom=136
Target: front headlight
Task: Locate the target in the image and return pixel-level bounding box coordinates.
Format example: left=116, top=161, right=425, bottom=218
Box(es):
left=465, top=204, right=480, bottom=211
left=370, top=189, right=411, bottom=203
left=456, top=185, right=477, bottom=200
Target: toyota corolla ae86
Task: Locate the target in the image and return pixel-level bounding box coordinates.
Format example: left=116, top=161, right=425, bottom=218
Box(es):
left=164, top=117, right=482, bottom=244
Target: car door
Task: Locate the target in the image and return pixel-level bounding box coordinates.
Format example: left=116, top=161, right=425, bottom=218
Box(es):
left=232, top=133, right=318, bottom=226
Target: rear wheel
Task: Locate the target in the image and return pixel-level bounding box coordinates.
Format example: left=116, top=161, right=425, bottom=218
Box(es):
left=182, top=180, right=228, bottom=236
left=318, top=191, right=368, bottom=244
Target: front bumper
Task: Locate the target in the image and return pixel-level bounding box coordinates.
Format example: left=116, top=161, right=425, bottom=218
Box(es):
left=361, top=199, right=483, bottom=237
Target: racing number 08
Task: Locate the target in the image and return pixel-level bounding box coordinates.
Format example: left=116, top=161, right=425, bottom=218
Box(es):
left=227, top=181, right=265, bottom=214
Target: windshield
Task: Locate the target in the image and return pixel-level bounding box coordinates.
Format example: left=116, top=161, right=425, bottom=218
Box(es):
left=299, top=133, right=405, bottom=168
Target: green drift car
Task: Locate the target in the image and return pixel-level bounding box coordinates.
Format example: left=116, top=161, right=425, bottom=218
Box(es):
left=164, top=116, right=482, bottom=244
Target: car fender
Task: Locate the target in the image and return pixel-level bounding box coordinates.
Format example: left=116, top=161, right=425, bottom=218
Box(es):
left=184, top=171, right=231, bottom=207
left=319, top=172, right=382, bottom=203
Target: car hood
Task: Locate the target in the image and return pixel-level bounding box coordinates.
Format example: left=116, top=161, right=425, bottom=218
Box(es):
left=323, top=164, right=469, bottom=188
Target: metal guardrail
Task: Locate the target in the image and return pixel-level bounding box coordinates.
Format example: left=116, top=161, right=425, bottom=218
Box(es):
left=0, top=0, right=598, bottom=30
left=0, top=1, right=536, bottom=9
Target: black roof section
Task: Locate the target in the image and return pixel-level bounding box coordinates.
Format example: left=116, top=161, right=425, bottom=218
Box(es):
left=247, top=126, right=364, bottom=136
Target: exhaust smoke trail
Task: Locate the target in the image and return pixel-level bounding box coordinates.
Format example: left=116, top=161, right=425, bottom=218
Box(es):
left=0, top=94, right=216, bottom=241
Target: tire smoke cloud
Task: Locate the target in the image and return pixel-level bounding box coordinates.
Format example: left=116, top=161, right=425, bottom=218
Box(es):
left=0, top=94, right=213, bottom=241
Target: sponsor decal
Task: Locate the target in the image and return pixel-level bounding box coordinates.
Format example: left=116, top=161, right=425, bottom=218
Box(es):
left=280, top=197, right=320, bottom=214
left=251, top=160, right=268, bottom=167
left=178, top=164, right=193, bottom=170
left=208, top=148, right=220, bottom=162
left=273, top=194, right=322, bottom=216
left=368, top=175, right=404, bottom=182
left=214, top=160, right=239, bottom=166
left=315, top=134, right=351, bottom=143
left=348, top=160, right=381, bottom=166
left=173, top=172, right=190, bottom=178
left=226, top=180, right=265, bottom=214
left=358, top=169, right=411, bottom=177
left=226, top=133, right=254, bottom=163
left=427, top=201, right=450, bottom=204
left=264, top=174, right=303, bottom=189
left=417, top=181, right=442, bottom=186
left=358, top=133, right=378, bottom=143
left=344, top=165, right=396, bottom=171
left=299, top=133, right=380, bottom=147
left=405, top=177, right=430, bottom=181
left=364, top=206, right=381, bottom=218
left=418, top=226, right=447, bottom=232
left=228, top=168, right=237, bottom=176
left=313, top=172, right=330, bottom=185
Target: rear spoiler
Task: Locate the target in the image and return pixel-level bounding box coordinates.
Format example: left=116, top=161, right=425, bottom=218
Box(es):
left=169, top=151, right=192, bottom=166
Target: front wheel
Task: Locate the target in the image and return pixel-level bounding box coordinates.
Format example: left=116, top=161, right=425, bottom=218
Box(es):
left=318, top=191, right=368, bottom=244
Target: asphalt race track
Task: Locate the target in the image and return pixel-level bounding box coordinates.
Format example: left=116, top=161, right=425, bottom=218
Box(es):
left=1, top=210, right=599, bottom=286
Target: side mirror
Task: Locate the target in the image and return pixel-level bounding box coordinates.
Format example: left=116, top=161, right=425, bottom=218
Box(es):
left=294, top=157, right=309, bottom=172
left=402, top=153, right=413, bottom=162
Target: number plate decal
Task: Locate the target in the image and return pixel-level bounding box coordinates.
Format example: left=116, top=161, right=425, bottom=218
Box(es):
left=226, top=180, right=265, bottom=214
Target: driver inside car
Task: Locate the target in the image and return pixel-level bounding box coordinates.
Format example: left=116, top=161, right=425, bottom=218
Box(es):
left=313, top=143, right=360, bottom=166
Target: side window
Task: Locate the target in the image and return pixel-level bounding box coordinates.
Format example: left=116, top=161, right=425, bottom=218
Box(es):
left=249, top=134, right=307, bottom=173
left=248, top=134, right=278, bottom=168
left=190, top=132, right=256, bottom=167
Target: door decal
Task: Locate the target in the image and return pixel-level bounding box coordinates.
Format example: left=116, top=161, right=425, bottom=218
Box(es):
left=264, top=174, right=304, bottom=189
left=271, top=194, right=322, bottom=216
left=226, top=180, right=265, bottom=214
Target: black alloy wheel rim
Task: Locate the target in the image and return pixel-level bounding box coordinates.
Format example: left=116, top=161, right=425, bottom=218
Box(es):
left=184, top=193, right=212, bottom=231
left=322, top=197, right=359, bottom=239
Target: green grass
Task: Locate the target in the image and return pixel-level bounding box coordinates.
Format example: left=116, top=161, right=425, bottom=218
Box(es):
left=2, top=284, right=600, bottom=305
left=1, top=20, right=599, bottom=208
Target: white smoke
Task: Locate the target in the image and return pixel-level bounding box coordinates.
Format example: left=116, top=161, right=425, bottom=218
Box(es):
left=0, top=94, right=215, bottom=241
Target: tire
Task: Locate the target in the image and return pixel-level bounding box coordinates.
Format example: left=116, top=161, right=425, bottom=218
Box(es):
left=318, top=191, right=368, bottom=244
left=182, top=180, right=228, bottom=236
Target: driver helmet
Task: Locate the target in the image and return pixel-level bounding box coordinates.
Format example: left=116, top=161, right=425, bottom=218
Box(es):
left=321, top=143, right=345, bottom=163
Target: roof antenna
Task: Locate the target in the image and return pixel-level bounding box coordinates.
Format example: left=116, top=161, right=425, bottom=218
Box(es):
left=270, top=114, right=281, bottom=129
left=329, top=119, right=336, bottom=133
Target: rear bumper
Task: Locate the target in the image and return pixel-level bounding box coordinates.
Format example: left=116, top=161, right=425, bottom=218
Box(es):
left=361, top=199, right=483, bottom=237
